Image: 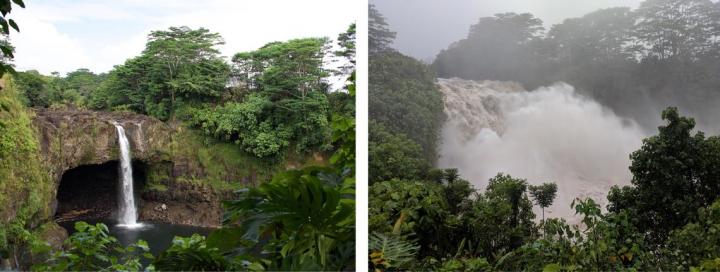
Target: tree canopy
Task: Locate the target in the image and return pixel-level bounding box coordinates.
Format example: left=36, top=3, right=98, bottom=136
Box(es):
left=432, top=0, right=720, bottom=127
left=90, top=26, right=230, bottom=121
left=608, top=107, right=720, bottom=244
left=191, top=38, right=333, bottom=159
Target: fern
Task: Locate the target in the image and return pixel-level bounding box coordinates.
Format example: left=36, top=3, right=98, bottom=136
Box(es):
left=369, top=232, right=419, bottom=270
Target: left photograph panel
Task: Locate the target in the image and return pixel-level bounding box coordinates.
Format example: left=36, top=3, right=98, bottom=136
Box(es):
left=0, top=0, right=356, bottom=270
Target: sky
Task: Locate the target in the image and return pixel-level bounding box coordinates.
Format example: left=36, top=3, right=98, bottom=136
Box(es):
left=10, top=0, right=355, bottom=75
left=371, top=0, right=645, bottom=62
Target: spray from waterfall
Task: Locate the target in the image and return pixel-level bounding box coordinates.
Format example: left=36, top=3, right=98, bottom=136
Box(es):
left=437, top=78, right=646, bottom=219
left=113, top=122, right=141, bottom=228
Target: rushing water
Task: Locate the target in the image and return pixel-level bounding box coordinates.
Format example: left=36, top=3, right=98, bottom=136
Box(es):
left=437, top=78, right=646, bottom=219
left=113, top=123, right=140, bottom=228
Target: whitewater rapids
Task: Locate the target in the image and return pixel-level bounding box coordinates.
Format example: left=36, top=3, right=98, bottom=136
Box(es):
left=437, top=78, right=645, bottom=220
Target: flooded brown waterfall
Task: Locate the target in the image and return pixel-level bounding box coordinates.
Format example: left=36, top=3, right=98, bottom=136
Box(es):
left=437, top=78, right=646, bottom=219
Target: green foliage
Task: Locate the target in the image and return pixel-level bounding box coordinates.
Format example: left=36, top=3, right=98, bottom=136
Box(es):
left=335, top=23, right=356, bottom=74
left=369, top=179, right=447, bottom=236
left=529, top=182, right=558, bottom=232
left=232, top=38, right=329, bottom=95
left=14, top=71, right=50, bottom=107
left=437, top=257, right=491, bottom=272
left=662, top=200, right=720, bottom=269
left=154, top=234, right=229, bottom=271
left=368, top=105, right=720, bottom=270
left=470, top=174, right=536, bottom=259
left=495, top=199, right=647, bottom=271
left=529, top=183, right=558, bottom=210
left=191, top=94, right=292, bottom=158
left=329, top=75, right=355, bottom=172
left=608, top=107, right=720, bottom=244
left=13, top=69, right=104, bottom=108
left=369, top=173, right=538, bottom=267
left=0, top=0, right=24, bottom=76
left=0, top=76, right=55, bottom=269
left=221, top=166, right=355, bottom=270
left=369, top=232, right=419, bottom=270
left=90, top=26, right=230, bottom=121
left=369, top=121, right=429, bottom=184
left=202, top=82, right=355, bottom=270
left=369, top=4, right=720, bottom=270
left=369, top=51, right=445, bottom=164
left=160, top=127, right=281, bottom=192
left=33, top=222, right=152, bottom=271
left=369, top=4, right=396, bottom=54
left=191, top=38, right=333, bottom=159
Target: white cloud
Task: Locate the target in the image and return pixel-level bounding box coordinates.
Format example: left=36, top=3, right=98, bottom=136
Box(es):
left=9, top=0, right=355, bottom=75
left=12, top=13, right=92, bottom=74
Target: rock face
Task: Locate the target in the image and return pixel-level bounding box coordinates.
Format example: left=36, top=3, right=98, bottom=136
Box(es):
left=34, top=109, right=171, bottom=184
left=33, top=109, right=226, bottom=228
left=139, top=182, right=224, bottom=228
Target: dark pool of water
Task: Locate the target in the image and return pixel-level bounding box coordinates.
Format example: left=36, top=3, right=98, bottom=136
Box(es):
left=59, top=218, right=213, bottom=257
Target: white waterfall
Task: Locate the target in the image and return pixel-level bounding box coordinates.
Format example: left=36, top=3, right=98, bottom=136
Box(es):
left=113, top=122, right=141, bottom=228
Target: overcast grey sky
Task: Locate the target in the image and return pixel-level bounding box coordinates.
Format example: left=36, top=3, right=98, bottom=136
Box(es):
left=371, top=0, right=645, bottom=62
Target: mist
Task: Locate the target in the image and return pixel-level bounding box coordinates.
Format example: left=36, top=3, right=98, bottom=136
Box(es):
left=369, top=0, right=720, bottom=221
left=437, top=78, right=645, bottom=219
left=370, top=0, right=644, bottom=61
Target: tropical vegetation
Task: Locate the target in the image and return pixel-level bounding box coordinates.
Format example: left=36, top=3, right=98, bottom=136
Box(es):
left=369, top=1, right=720, bottom=270
left=0, top=0, right=355, bottom=268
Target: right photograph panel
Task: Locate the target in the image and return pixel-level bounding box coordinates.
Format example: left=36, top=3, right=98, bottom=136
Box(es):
left=368, top=0, right=720, bottom=270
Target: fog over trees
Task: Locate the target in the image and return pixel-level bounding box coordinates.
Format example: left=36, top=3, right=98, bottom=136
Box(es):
left=370, top=1, right=720, bottom=270
left=432, top=0, right=720, bottom=132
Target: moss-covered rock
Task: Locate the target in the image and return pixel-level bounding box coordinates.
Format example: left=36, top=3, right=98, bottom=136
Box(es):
left=31, top=107, right=327, bottom=228
left=0, top=77, right=56, bottom=269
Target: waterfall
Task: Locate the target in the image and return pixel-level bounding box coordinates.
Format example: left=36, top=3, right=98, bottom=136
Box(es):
left=437, top=78, right=646, bottom=219
left=113, top=122, right=141, bottom=228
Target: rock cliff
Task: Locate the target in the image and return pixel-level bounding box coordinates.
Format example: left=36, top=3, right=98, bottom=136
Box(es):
left=32, top=109, right=251, bottom=228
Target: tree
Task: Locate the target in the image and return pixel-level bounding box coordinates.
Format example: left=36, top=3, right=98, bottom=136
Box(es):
left=192, top=38, right=333, bottom=159
left=232, top=38, right=328, bottom=96
left=143, top=26, right=229, bottom=120
left=89, top=26, right=230, bottom=120
left=0, top=0, right=25, bottom=77
left=369, top=51, right=445, bottom=163
left=442, top=168, right=474, bottom=214
left=486, top=174, right=531, bottom=245
left=211, top=97, right=357, bottom=270
left=608, top=107, right=720, bottom=245
left=465, top=174, right=536, bottom=260
left=662, top=200, right=720, bottom=270
left=433, top=13, right=545, bottom=84
left=335, top=23, right=356, bottom=76
left=88, top=55, right=152, bottom=112
left=368, top=121, right=429, bottom=184
left=528, top=183, right=558, bottom=225
left=15, top=71, right=50, bottom=107
left=64, top=68, right=104, bottom=98
left=633, top=0, right=720, bottom=60
left=495, top=199, right=647, bottom=271
left=369, top=4, right=396, bottom=54
left=548, top=7, right=635, bottom=64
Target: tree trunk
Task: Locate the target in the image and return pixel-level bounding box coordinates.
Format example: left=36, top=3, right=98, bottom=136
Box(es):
left=542, top=207, right=545, bottom=238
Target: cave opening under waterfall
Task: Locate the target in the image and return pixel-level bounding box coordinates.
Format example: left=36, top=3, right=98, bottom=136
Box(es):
left=54, top=160, right=147, bottom=223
